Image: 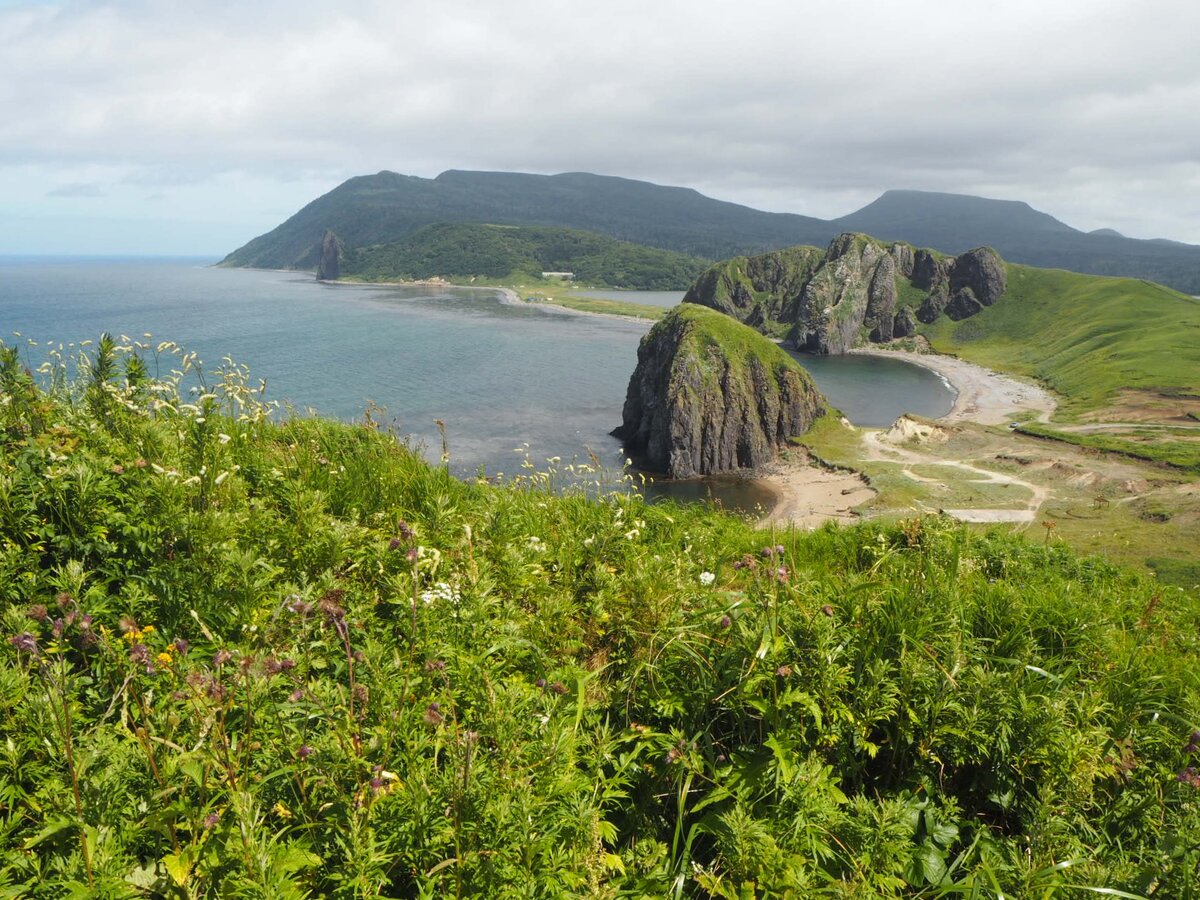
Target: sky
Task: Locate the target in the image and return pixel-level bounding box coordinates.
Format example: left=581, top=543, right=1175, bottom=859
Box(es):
left=2, top=0, right=1198, bottom=256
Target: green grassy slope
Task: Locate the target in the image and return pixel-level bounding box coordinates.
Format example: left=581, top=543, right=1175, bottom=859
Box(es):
left=923, top=264, right=1200, bottom=415
left=2, top=337, right=1199, bottom=896
left=341, top=222, right=709, bottom=290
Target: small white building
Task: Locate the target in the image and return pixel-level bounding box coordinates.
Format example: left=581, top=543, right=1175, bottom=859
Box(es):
left=541, top=271, right=574, bottom=279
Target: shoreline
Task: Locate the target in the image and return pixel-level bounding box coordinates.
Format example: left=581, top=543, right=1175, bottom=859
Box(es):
left=847, top=347, right=1057, bottom=425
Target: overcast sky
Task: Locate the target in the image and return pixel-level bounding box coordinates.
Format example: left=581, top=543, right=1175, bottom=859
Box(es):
left=2, top=0, right=1198, bottom=255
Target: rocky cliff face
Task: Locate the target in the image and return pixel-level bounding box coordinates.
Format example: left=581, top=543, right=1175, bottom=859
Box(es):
left=684, top=233, right=1007, bottom=353
left=315, top=230, right=344, bottom=281
left=613, top=305, right=825, bottom=478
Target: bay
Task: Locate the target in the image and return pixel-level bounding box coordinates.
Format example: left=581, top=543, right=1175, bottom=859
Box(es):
left=1, top=259, right=952, bottom=508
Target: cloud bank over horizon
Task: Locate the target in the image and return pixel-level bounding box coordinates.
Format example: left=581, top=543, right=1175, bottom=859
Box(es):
left=2, top=0, right=1198, bottom=254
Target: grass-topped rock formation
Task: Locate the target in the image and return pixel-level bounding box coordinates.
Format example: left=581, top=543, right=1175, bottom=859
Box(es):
left=684, top=232, right=1007, bottom=353
left=613, top=305, right=825, bottom=477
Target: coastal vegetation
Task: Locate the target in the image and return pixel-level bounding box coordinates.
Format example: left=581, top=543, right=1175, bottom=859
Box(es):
left=4, top=337, right=1199, bottom=897
left=338, top=223, right=709, bottom=291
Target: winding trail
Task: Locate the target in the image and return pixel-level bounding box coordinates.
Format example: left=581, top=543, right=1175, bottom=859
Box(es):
left=861, top=428, right=1050, bottom=524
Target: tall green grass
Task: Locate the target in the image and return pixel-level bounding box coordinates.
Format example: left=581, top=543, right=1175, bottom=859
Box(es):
left=1, top=337, right=1199, bottom=897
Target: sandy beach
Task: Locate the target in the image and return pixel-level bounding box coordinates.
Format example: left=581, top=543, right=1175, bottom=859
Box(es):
left=849, top=347, right=1057, bottom=425
left=755, top=449, right=877, bottom=530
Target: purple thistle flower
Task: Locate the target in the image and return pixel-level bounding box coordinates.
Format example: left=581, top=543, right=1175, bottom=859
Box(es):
left=406, top=547, right=419, bottom=563
left=761, top=546, right=775, bottom=558
left=775, top=544, right=785, bottom=556
left=550, top=681, right=568, bottom=696
left=297, top=744, right=313, bottom=760
left=51, top=618, right=64, bottom=639
left=203, top=812, right=220, bottom=829
left=10, top=632, right=37, bottom=654
left=423, top=702, right=444, bottom=726
left=280, top=658, right=296, bottom=671
left=26, top=604, right=48, bottom=622
left=535, top=677, right=546, bottom=689
left=130, top=643, right=150, bottom=663
left=288, top=688, right=305, bottom=702
left=56, top=592, right=72, bottom=609
left=79, top=614, right=93, bottom=631
left=425, top=659, right=446, bottom=673
left=173, top=637, right=189, bottom=654
left=213, top=649, right=233, bottom=667
left=719, top=615, right=732, bottom=629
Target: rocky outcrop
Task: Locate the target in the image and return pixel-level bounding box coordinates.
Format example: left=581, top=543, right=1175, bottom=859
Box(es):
left=315, top=230, right=343, bottom=281
left=684, top=233, right=1009, bottom=353
left=612, top=305, right=825, bottom=478
left=681, top=246, right=824, bottom=333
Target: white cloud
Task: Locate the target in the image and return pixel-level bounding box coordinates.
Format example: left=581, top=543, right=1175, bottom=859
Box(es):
left=2, top=0, right=1199, bottom=251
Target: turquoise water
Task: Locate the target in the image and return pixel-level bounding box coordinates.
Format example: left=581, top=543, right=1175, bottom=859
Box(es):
left=1, top=259, right=952, bottom=501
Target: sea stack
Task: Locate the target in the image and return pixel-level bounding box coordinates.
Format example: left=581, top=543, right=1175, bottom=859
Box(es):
left=315, top=229, right=343, bottom=281
left=613, top=305, right=826, bottom=478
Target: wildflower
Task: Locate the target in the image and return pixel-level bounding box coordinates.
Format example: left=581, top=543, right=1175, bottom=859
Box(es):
left=424, top=702, right=444, bottom=726
left=352, top=684, right=369, bottom=706
left=776, top=566, right=789, bottom=583
left=51, top=618, right=64, bottom=639
left=775, top=665, right=793, bottom=678
left=280, top=658, right=296, bottom=671
left=56, top=592, right=72, bottom=609
left=26, top=604, right=48, bottom=622
left=535, top=677, right=547, bottom=689
left=1178, top=767, right=1200, bottom=788
left=264, top=658, right=284, bottom=677
left=173, top=637, right=189, bottom=654
left=761, top=546, right=775, bottom=559
left=203, top=812, right=220, bottom=829
left=719, top=615, right=732, bottom=629
left=273, top=801, right=293, bottom=819
left=213, top=649, right=233, bottom=667
left=699, top=571, right=716, bottom=586
left=406, top=547, right=419, bottom=563
left=550, top=681, right=568, bottom=695
left=288, top=596, right=312, bottom=616
left=425, top=659, right=447, bottom=673
left=288, top=688, right=305, bottom=702
left=821, top=604, right=835, bottom=617
left=10, top=633, right=37, bottom=654
left=156, top=652, right=173, bottom=669
left=666, top=747, right=683, bottom=765
left=297, top=744, right=313, bottom=760
left=318, top=588, right=347, bottom=622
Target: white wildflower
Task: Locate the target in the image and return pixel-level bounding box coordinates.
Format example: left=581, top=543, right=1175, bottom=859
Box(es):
left=699, top=572, right=716, bottom=586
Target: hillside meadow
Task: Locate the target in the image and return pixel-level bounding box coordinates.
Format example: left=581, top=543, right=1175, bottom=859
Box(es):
left=1, top=337, right=1199, bottom=898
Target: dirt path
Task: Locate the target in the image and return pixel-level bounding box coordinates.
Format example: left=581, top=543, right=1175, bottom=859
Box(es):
left=861, top=427, right=1050, bottom=524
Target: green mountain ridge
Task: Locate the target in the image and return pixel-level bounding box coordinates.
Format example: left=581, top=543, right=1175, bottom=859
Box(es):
left=221, top=170, right=1200, bottom=293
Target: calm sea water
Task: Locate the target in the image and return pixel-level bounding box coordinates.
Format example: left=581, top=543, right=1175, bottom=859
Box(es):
left=1, top=258, right=952, bottom=504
